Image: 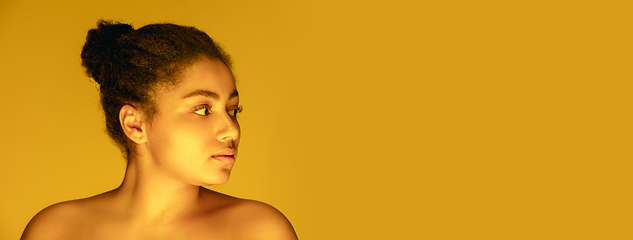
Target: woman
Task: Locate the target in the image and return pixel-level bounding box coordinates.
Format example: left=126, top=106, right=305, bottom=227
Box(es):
left=21, top=20, right=297, bottom=240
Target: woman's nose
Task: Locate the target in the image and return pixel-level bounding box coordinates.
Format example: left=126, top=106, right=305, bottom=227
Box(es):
left=216, top=113, right=240, bottom=142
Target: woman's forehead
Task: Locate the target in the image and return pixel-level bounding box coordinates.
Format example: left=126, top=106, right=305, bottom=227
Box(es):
left=166, top=58, right=236, bottom=99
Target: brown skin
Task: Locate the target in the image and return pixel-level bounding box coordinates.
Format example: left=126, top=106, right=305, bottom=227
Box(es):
left=21, top=58, right=298, bottom=240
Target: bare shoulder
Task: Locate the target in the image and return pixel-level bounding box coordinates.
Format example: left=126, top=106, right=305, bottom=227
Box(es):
left=202, top=189, right=298, bottom=240
left=21, top=199, right=82, bottom=240
left=230, top=199, right=298, bottom=239
left=20, top=193, right=110, bottom=240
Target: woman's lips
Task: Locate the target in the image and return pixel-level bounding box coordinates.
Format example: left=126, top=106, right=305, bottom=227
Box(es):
left=212, top=154, right=235, bottom=164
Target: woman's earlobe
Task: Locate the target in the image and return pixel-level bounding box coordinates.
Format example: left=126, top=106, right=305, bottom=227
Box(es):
left=119, top=105, right=147, bottom=144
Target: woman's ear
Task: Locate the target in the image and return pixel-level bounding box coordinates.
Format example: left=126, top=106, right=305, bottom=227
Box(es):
left=119, top=105, right=147, bottom=144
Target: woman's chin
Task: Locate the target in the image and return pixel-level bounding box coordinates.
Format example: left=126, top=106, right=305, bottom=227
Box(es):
left=199, top=173, right=231, bottom=186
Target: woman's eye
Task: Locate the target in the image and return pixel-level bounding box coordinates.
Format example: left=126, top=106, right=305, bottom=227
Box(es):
left=228, top=105, right=244, bottom=117
left=193, top=105, right=211, bottom=116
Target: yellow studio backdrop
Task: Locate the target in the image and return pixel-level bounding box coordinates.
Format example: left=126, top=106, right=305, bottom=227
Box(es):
left=0, top=0, right=631, bottom=239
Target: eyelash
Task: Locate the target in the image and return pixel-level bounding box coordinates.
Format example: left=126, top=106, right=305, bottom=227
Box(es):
left=193, top=105, right=244, bottom=117
left=229, top=105, right=244, bottom=117
left=193, top=105, right=212, bottom=116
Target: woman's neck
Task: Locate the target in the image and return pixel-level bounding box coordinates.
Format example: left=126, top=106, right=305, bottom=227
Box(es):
left=112, top=156, right=203, bottom=223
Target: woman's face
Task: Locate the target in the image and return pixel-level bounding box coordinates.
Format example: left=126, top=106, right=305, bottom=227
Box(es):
left=143, top=57, right=241, bottom=186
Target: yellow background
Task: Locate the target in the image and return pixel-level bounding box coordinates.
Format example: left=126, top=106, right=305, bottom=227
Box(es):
left=1, top=0, right=631, bottom=239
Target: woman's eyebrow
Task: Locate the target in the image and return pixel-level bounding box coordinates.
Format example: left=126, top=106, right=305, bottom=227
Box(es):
left=183, top=89, right=239, bottom=99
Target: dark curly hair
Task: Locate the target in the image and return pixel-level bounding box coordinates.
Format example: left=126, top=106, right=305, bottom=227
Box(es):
left=81, top=20, right=232, bottom=156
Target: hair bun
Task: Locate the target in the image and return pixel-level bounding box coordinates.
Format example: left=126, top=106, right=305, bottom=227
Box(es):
left=81, top=20, right=134, bottom=85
